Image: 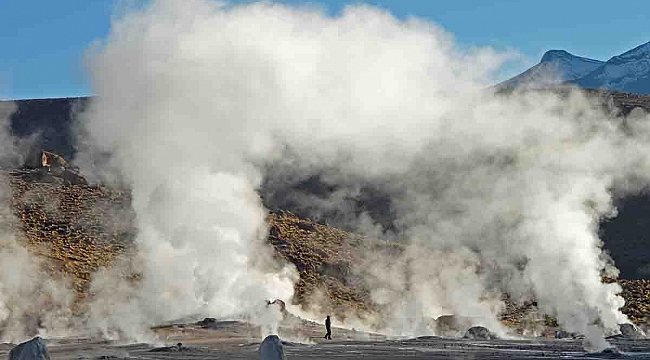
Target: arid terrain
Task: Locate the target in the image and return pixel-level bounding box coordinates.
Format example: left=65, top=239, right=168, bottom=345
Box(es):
left=3, top=90, right=650, bottom=359
left=6, top=161, right=650, bottom=333
left=2, top=320, right=650, bottom=359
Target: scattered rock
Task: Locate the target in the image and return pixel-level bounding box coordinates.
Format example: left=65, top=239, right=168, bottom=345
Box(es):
left=22, top=150, right=88, bottom=186
left=196, top=317, right=217, bottom=327
left=259, top=335, right=286, bottom=360
left=23, top=150, right=69, bottom=170
left=463, top=326, right=498, bottom=340
left=415, top=336, right=440, bottom=341
left=619, top=323, right=645, bottom=339
left=8, top=336, right=51, bottom=360
left=196, top=319, right=238, bottom=330
left=555, top=330, right=571, bottom=339
left=148, top=342, right=193, bottom=352
left=554, top=330, right=584, bottom=339
left=53, top=167, right=88, bottom=186
left=6, top=158, right=650, bottom=332
left=588, top=346, right=623, bottom=358
left=296, top=222, right=316, bottom=232
left=267, top=212, right=371, bottom=317
left=601, top=346, right=622, bottom=354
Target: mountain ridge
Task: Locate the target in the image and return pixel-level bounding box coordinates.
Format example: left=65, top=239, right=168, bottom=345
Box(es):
left=500, top=41, right=650, bottom=94
left=573, top=41, right=650, bottom=94
left=497, top=49, right=604, bottom=90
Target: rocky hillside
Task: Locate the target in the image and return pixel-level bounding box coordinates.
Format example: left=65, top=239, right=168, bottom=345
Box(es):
left=7, top=168, right=134, bottom=306
left=7, top=167, right=650, bottom=330
left=3, top=92, right=650, bottom=331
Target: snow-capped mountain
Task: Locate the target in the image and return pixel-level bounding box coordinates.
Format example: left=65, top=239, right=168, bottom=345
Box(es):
left=499, top=41, right=650, bottom=95
left=572, top=41, right=650, bottom=94
left=497, top=50, right=604, bottom=90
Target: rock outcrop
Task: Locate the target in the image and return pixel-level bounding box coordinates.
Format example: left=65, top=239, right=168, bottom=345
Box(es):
left=619, top=323, right=645, bottom=339
left=259, top=335, right=286, bottom=360
left=463, top=326, right=498, bottom=340
left=554, top=330, right=583, bottom=339
left=8, top=337, right=51, bottom=360
left=22, top=150, right=87, bottom=186
left=148, top=342, right=196, bottom=353
left=4, top=158, right=650, bottom=333
left=8, top=168, right=134, bottom=306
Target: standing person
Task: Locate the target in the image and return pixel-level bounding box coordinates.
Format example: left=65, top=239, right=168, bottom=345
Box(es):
left=324, top=315, right=332, bottom=340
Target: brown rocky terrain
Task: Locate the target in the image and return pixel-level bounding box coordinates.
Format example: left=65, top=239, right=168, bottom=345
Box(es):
left=7, top=168, right=135, bottom=308
left=268, top=211, right=373, bottom=318
left=4, top=161, right=650, bottom=333
left=268, top=210, right=650, bottom=330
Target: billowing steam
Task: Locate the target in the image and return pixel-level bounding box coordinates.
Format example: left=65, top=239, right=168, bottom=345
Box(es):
left=77, top=0, right=650, bottom=351
left=0, top=102, right=76, bottom=342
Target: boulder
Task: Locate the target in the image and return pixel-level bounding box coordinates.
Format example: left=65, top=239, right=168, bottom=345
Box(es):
left=148, top=343, right=192, bottom=352
left=40, top=151, right=70, bottom=170
left=24, top=150, right=69, bottom=170
left=619, top=323, right=645, bottom=339
left=8, top=337, right=51, bottom=360
left=554, top=330, right=584, bottom=339
left=52, top=167, right=87, bottom=186
left=463, top=326, right=498, bottom=340
left=196, top=319, right=238, bottom=330
left=22, top=150, right=87, bottom=185
left=196, top=317, right=217, bottom=327
left=555, top=330, right=572, bottom=339
left=259, top=335, right=286, bottom=360
left=593, top=347, right=622, bottom=356
left=266, top=299, right=287, bottom=313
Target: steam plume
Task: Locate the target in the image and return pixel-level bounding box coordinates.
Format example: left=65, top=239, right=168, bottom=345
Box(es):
left=79, top=0, right=650, bottom=350
left=0, top=102, right=76, bottom=342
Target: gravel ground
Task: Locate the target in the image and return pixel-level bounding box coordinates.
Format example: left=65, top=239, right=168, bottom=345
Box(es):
left=4, top=335, right=650, bottom=360
left=2, top=320, right=649, bottom=360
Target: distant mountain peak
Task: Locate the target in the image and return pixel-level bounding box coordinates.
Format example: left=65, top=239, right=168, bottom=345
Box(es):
left=540, top=50, right=602, bottom=65
left=540, top=50, right=573, bottom=62
left=498, top=40, right=650, bottom=95
left=496, top=50, right=603, bottom=90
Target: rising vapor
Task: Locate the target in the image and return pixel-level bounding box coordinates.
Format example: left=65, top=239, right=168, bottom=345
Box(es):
left=0, top=103, right=77, bottom=342
left=78, top=0, right=650, bottom=350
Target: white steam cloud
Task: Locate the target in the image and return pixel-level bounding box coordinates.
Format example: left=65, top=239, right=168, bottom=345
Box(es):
left=78, top=0, right=650, bottom=350
left=0, top=102, right=76, bottom=343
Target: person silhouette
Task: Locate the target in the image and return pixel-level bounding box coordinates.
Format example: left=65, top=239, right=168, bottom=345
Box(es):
left=324, top=315, right=332, bottom=340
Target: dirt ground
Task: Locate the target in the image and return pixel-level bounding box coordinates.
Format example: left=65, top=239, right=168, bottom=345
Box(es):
left=2, top=319, right=650, bottom=360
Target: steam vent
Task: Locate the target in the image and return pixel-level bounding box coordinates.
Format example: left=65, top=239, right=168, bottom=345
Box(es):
left=5, top=146, right=650, bottom=327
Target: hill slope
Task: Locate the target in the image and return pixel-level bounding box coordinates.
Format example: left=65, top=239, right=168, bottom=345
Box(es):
left=573, top=41, right=650, bottom=95
left=500, top=41, right=650, bottom=95
left=497, top=50, right=603, bottom=90
left=7, top=168, right=650, bottom=329
left=4, top=93, right=650, bottom=280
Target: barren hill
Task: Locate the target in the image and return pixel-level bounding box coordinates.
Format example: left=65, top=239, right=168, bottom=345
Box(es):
left=6, top=166, right=650, bottom=330
left=3, top=90, right=650, bottom=332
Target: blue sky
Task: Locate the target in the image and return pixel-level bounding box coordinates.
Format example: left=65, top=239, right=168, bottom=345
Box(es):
left=1, top=0, right=648, bottom=99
